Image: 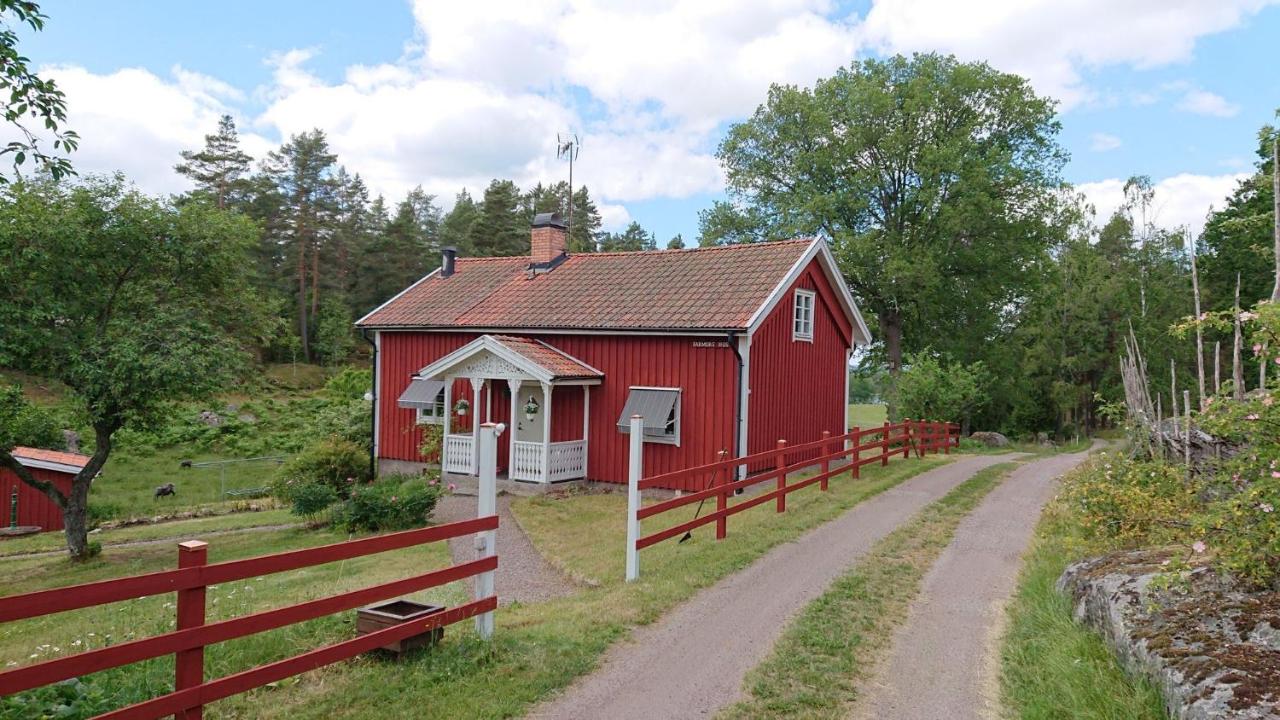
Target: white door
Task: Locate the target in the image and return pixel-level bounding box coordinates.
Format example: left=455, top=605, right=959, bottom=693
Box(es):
left=517, top=385, right=546, bottom=444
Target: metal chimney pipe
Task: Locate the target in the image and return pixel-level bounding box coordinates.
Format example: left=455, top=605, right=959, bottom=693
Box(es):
left=441, top=246, right=458, bottom=277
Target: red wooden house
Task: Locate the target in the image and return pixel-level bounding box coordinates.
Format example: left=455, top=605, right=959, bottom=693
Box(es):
left=356, top=214, right=870, bottom=491
left=1, top=446, right=89, bottom=531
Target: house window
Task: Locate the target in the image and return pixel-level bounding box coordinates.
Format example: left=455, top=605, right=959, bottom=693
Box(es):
left=396, top=378, right=446, bottom=425
left=616, top=387, right=681, bottom=446
left=793, top=289, right=815, bottom=341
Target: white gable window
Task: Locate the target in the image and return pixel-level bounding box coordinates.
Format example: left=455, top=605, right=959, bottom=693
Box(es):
left=616, top=387, right=681, bottom=445
left=793, top=289, right=815, bottom=342
left=397, top=378, right=446, bottom=425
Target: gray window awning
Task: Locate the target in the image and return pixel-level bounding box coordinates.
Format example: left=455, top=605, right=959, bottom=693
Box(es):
left=617, top=388, right=679, bottom=437
left=396, top=378, right=445, bottom=409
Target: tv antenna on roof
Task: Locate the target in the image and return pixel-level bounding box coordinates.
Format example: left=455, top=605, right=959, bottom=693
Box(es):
left=557, top=133, right=581, bottom=249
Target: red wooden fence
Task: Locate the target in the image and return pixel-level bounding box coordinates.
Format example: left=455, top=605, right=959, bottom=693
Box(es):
left=0, top=515, right=499, bottom=719
left=626, top=419, right=958, bottom=570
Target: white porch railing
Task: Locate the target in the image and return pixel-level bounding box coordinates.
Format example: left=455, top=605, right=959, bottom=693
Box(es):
left=510, top=439, right=586, bottom=483
left=547, top=440, right=586, bottom=482
left=443, top=434, right=475, bottom=475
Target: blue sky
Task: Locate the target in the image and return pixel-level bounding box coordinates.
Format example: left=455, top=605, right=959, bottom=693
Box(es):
left=22, top=1, right=1280, bottom=244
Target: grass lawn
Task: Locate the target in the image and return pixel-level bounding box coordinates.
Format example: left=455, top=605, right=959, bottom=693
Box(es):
left=1000, top=476, right=1167, bottom=719
left=0, top=507, right=295, bottom=558
left=90, top=448, right=288, bottom=517
left=718, top=462, right=1018, bottom=719
left=0, top=449, right=953, bottom=718
left=847, top=403, right=887, bottom=429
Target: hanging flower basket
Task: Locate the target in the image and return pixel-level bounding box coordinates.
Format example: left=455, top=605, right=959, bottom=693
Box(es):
left=524, top=396, right=540, bottom=422
left=453, top=399, right=470, bottom=417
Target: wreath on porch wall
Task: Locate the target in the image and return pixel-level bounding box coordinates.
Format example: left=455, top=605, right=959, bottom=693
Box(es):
left=523, top=396, right=540, bottom=421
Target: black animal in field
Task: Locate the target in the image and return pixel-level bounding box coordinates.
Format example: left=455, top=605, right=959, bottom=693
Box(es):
left=154, top=483, right=177, bottom=499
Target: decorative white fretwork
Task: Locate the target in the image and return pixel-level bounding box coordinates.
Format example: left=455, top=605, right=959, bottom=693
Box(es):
left=451, top=351, right=529, bottom=380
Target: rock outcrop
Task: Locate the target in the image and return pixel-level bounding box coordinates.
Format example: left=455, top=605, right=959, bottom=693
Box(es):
left=1058, top=551, right=1280, bottom=718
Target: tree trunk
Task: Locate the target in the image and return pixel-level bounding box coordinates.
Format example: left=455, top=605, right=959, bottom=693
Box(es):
left=1234, top=274, right=1245, bottom=400
left=296, top=216, right=310, bottom=362
left=1191, top=249, right=1206, bottom=408
left=64, top=426, right=114, bottom=560
left=881, top=309, right=904, bottom=419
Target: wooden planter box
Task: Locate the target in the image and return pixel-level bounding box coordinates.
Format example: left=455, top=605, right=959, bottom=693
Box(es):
left=356, top=600, right=446, bottom=654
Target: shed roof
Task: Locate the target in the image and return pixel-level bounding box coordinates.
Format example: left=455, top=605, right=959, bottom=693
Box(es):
left=357, top=239, right=820, bottom=331
left=12, top=446, right=90, bottom=473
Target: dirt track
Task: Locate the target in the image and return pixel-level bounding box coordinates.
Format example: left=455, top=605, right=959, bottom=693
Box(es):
left=527, top=453, right=1019, bottom=720
left=850, top=446, right=1096, bottom=720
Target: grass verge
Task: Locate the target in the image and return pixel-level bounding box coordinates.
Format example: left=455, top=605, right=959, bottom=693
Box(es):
left=0, top=507, right=295, bottom=558
left=717, top=461, right=1017, bottom=719
left=999, top=496, right=1167, bottom=719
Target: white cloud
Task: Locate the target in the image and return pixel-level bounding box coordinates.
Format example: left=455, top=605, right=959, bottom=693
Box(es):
left=32, top=65, right=269, bottom=195
left=857, top=0, right=1277, bottom=109
left=1089, top=132, right=1122, bottom=152
left=1077, top=172, right=1248, bottom=238
left=1176, top=89, right=1240, bottom=117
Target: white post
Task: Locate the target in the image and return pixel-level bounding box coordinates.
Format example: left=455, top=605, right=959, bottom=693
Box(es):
left=442, top=378, right=452, bottom=467
left=474, top=422, right=503, bottom=639
left=541, top=381, right=553, bottom=483
left=625, top=415, right=643, bottom=582
left=470, top=378, right=483, bottom=475
left=581, top=385, right=590, bottom=480
left=508, top=378, right=521, bottom=479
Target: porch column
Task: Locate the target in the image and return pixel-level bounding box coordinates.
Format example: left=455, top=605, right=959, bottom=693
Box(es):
left=442, top=377, right=452, bottom=441
left=541, top=381, right=553, bottom=483
left=470, top=377, right=484, bottom=474
left=582, top=385, right=590, bottom=479
left=508, top=378, right=521, bottom=479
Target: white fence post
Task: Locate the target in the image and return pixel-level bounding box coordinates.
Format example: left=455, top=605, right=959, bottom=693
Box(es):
left=625, top=415, right=643, bottom=582
left=475, top=421, right=503, bottom=639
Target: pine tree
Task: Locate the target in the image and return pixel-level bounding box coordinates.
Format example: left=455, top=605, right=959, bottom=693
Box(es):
left=175, top=115, right=253, bottom=209
left=666, top=234, right=684, bottom=250
left=260, top=129, right=338, bottom=362
left=469, top=179, right=527, bottom=256
left=599, top=221, right=654, bottom=252
left=440, top=189, right=480, bottom=256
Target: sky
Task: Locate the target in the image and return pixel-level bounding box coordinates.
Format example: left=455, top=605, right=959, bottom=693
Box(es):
left=17, top=0, right=1280, bottom=245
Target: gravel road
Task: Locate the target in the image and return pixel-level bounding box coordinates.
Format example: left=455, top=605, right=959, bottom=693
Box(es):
left=850, top=446, right=1096, bottom=720
left=527, top=453, right=1020, bottom=720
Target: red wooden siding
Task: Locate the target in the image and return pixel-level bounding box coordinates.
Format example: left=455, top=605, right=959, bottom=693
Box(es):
left=377, top=332, right=738, bottom=491
left=0, top=467, right=73, bottom=531
left=747, top=260, right=851, bottom=465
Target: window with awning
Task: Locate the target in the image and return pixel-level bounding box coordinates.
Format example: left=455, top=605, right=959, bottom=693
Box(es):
left=397, top=378, right=446, bottom=424
left=616, top=387, right=680, bottom=445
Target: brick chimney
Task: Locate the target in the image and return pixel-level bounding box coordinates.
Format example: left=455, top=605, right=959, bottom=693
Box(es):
left=530, top=212, right=568, bottom=267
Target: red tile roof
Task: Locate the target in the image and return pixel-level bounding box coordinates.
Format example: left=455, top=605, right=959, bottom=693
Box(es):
left=357, top=239, right=815, bottom=331
left=490, top=335, right=602, bottom=380
left=12, top=446, right=90, bottom=470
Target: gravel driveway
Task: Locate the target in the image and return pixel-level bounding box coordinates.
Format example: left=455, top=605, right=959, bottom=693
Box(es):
left=850, top=445, right=1097, bottom=720
left=527, top=454, right=1019, bottom=720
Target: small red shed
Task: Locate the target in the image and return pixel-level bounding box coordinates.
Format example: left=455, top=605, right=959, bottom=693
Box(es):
left=1, top=446, right=89, bottom=532
left=357, top=214, right=871, bottom=491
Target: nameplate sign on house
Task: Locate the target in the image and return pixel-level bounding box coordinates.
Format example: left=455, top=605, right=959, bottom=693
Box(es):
left=692, top=341, right=730, bottom=348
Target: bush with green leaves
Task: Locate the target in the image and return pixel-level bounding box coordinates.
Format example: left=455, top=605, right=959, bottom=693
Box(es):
left=288, top=480, right=339, bottom=523
left=895, top=351, right=990, bottom=428
left=332, top=474, right=444, bottom=532
left=272, top=436, right=370, bottom=503
left=0, top=384, right=65, bottom=450
left=323, top=367, right=372, bottom=400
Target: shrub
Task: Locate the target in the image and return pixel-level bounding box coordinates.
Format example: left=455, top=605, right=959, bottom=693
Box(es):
left=323, top=366, right=371, bottom=400
left=332, top=474, right=444, bottom=532
left=273, top=436, right=370, bottom=502
left=1061, top=457, right=1201, bottom=548
left=895, top=351, right=989, bottom=428
left=289, top=480, right=339, bottom=523
left=0, top=384, right=65, bottom=449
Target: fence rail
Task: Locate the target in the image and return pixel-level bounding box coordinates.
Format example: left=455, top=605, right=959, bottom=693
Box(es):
left=624, top=418, right=959, bottom=580
left=0, top=493, right=502, bottom=718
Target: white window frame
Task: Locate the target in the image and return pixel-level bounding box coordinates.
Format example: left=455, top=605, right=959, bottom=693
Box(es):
left=625, top=385, right=682, bottom=447
left=792, top=289, right=815, bottom=342
left=414, top=387, right=447, bottom=425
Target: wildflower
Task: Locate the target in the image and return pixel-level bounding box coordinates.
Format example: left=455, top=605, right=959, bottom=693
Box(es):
left=1192, top=540, right=1207, bottom=554
left=1254, top=343, right=1264, bottom=355
left=347, top=477, right=355, bottom=484
left=1246, top=414, right=1260, bottom=421
left=391, top=496, right=398, bottom=502
left=1265, top=396, right=1276, bottom=407
left=447, top=483, right=457, bottom=492
left=1260, top=503, right=1275, bottom=513
left=1241, top=311, right=1259, bottom=321
left=1273, top=471, right=1280, bottom=479
left=429, top=479, right=439, bottom=486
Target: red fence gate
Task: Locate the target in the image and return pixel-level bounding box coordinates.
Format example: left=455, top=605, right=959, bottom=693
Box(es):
left=624, top=418, right=960, bottom=580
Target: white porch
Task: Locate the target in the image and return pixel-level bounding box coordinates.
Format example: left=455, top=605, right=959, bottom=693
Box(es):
left=415, top=335, right=602, bottom=484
